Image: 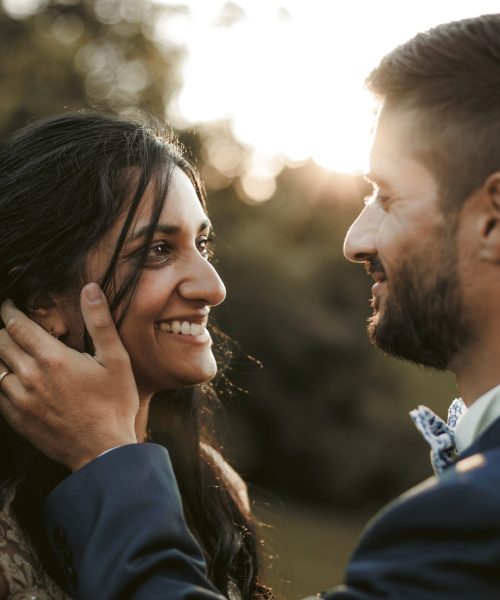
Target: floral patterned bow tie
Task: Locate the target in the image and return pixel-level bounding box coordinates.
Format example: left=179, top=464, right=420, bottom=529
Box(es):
left=409, top=398, right=466, bottom=475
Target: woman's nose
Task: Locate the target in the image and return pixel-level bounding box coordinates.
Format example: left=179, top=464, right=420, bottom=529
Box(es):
left=179, top=255, right=226, bottom=307
left=343, top=203, right=383, bottom=263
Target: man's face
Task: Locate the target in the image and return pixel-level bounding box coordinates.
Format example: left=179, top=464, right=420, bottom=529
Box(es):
left=343, top=107, right=471, bottom=369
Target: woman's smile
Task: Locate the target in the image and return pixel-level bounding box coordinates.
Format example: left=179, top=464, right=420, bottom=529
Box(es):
left=155, top=313, right=211, bottom=344
left=57, top=167, right=226, bottom=401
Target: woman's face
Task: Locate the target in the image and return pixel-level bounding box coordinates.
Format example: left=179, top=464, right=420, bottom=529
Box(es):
left=62, top=167, right=226, bottom=399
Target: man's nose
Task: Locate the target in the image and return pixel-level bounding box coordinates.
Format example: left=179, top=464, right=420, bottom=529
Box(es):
left=343, top=203, right=384, bottom=263
left=179, top=254, right=226, bottom=307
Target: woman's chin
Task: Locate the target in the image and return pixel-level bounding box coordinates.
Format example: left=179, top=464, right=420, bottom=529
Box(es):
left=155, top=364, right=218, bottom=392
left=184, top=365, right=218, bottom=387
left=133, top=353, right=219, bottom=395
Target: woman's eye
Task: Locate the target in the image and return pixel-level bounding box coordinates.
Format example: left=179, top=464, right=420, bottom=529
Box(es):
left=198, top=235, right=215, bottom=259
left=147, top=241, right=171, bottom=261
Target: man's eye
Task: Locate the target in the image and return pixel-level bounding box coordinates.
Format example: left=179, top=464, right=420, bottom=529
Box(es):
left=375, top=193, right=390, bottom=205
left=364, top=193, right=390, bottom=208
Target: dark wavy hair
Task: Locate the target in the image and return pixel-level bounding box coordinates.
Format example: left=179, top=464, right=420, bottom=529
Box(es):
left=0, top=112, right=273, bottom=599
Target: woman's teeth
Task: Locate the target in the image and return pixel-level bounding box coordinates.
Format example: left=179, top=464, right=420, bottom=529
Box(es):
left=157, top=321, right=205, bottom=336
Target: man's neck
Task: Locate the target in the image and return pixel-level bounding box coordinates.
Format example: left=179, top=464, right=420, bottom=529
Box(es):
left=453, top=338, right=500, bottom=406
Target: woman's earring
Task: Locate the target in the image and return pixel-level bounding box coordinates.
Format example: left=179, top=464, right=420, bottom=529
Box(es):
left=49, top=330, right=60, bottom=340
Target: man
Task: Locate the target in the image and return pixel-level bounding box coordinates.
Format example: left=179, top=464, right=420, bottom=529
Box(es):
left=2, top=12, right=500, bottom=599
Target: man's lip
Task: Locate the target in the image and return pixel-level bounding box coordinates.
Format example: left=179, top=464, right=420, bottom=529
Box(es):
left=371, top=273, right=387, bottom=284
left=371, top=279, right=387, bottom=295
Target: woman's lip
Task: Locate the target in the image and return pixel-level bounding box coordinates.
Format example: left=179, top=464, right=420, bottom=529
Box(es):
left=156, top=314, right=209, bottom=325
left=155, top=319, right=209, bottom=329
left=156, top=329, right=211, bottom=345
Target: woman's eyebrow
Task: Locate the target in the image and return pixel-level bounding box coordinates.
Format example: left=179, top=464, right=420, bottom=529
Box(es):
left=129, top=219, right=211, bottom=241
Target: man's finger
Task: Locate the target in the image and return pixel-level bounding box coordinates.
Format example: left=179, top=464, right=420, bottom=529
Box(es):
left=0, top=371, right=26, bottom=402
left=0, top=359, right=13, bottom=393
left=80, top=283, right=128, bottom=366
left=0, top=387, right=35, bottom=437
left=0, top=359, right=9, bottom=373
left=0, top=391, right=15, bottom=421
left=0, top=328, right=34, bottom=374
left=0, top=300, right=59, bottom=357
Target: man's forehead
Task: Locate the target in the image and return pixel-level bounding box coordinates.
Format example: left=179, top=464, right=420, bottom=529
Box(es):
left=369, top=107, right=435, bottom=183
left=371, top=109, right=414, bottom=154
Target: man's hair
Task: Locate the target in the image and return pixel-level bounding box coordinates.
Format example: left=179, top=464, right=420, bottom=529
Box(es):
left=366, top=14, right=500, bottom=209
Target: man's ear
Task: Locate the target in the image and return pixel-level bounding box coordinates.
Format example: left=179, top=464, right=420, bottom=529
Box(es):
left=26, top=295, right=69, bottom=339
left=476, top=173, right=500, bottom=263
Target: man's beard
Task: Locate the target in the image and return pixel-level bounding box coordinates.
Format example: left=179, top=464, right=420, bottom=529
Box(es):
left=368, top=240, right=471, bottom=370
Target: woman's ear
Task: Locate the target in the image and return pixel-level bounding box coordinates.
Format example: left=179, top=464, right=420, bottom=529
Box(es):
left=26, top=295, right=69, bottom=339
left=477, top=173, right=500, bottom=263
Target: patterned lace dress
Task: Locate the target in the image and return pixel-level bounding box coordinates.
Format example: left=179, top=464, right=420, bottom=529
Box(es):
left=0, top=491, right=71, bottom=600
left=0, top=488, right=241, bottom=599
left=0, top=448, right=248, bottom=599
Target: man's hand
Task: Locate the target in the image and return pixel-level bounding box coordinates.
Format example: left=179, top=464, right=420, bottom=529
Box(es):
left=0, top=283, right=139, bottom=471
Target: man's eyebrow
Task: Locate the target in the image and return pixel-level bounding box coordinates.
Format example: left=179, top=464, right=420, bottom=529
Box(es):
left=129, top=219, right=211, bottom=242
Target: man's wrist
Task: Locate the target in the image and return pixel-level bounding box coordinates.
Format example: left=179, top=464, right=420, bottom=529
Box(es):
left=70, top=439, right=138, bottom=471
left=98, top=445, right=128, bottom=458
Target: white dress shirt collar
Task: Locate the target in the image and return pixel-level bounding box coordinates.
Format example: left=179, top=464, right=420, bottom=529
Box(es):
left=454, top=384, right=500, bottom=453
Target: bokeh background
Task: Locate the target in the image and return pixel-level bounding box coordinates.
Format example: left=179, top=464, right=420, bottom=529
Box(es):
left=0, top=1, right=496, bottom=597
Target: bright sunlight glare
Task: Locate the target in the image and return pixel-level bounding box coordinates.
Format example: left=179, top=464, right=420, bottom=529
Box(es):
left=153, top=0, right=500, bottom=199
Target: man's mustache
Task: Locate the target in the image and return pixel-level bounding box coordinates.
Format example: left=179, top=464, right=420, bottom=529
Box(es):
left=365, top=257, right=386, bottom=277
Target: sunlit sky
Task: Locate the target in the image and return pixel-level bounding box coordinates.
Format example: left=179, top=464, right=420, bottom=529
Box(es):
left=150, top=0, right=500, bottom=199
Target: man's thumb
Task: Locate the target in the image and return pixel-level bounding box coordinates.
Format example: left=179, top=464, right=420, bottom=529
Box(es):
left=80, top=283, right=126, bottom=365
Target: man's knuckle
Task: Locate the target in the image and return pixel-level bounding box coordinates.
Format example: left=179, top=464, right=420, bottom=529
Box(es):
left=21, top=378, right=36, bottom=394
left=0, top=332, right=10, bottom=355
left=6, top=319, right=24, bottom=338
left=93, top=313, right=113, bottom=329
left=116, top=348, right=131, bottom=365
left=110, top=352, right=131, bottom=373
left=17, top=364, right=41, bottom=390
left=14, top=393, right=30, bottom=413
left=37, top=350, right=62, bottom=370
left=105, top=355, right=123, bottom=371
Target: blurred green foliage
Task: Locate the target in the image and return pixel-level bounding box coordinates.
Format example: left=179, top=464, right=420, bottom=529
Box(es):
left=211, top=168, right=455, bottom=509
left=0, top=0, right=456, bottom=514
left=0, top=0, right=177, bottom=134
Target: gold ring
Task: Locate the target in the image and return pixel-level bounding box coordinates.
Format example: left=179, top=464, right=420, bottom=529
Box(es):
left=0, top=369, right=12, bottom=386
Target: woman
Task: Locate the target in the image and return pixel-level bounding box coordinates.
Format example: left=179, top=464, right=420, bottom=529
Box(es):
left=0, top=112, right=273, bottom=599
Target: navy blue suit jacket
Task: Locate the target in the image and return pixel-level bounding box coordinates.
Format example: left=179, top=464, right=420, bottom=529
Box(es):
left=45, top=418, right=500, bottom=599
